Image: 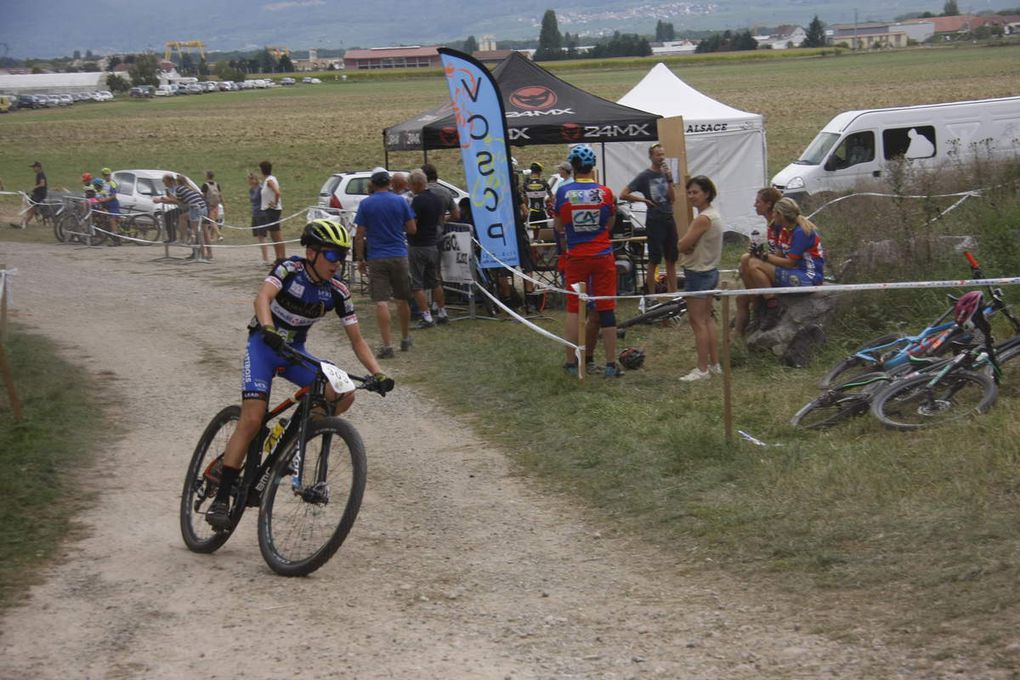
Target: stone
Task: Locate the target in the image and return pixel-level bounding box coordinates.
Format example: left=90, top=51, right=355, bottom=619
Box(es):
left=744, top=289, right=837, bottom=367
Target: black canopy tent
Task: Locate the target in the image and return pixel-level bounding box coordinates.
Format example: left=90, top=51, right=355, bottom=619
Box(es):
left=383, top=52, right=660, bottom=166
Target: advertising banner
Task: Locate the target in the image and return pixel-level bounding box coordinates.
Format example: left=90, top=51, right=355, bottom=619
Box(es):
left=438, top=48, right=520, bottom=269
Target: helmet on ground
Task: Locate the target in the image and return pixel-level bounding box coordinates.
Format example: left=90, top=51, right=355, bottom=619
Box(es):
left=300, top=218, right=352, bottom=251
left=953, top=290, right=984, bottom=329
left=567, top=144, right=596, bottom=170
left=91, top=177, right=104, bottom=188
left=81, top=172, right=93, bottom=183
left=618, top=347, right=646, bottom=370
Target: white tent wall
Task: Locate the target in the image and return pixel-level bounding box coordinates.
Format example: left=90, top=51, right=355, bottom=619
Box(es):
left=603, top=64, right=768, bottom=235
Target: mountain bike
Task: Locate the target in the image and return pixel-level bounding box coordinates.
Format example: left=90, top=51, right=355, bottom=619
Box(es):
left=616, top=289, right=689, bottom=339
left=180, top=345, right=393, bottom=576
left=819, top=252, right=1020, bottom=388
left=117, top=212, right=163, bottom=244
left=868, top=319, right=1020, bottom=431
left=790, top=351, right=955, bottom=430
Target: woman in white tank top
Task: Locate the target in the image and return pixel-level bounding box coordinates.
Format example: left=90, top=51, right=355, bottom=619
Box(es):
left=677, top=176, right=723, bottom=382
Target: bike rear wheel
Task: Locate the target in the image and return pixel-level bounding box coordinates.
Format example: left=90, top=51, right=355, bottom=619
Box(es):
left=870, top=370, right=997, bottom=431
left=53, top=212, right=70, bottom=243
left=791, top=371, right=890, bottom=429
left=258, top=417, right=367, bottom=577
left=617, top=298, right=687, bottom=337
left=180, top=405, right=241, bottom=553
left=125, top=214, right=161, bottom=244
left=819, top=333, right=905, bottom=388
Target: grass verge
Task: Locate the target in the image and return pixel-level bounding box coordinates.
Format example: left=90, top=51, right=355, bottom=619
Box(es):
left=0, top=327, right=109, bottom=611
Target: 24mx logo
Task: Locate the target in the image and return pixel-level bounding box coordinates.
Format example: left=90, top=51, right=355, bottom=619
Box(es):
left=583, top=123, right=652, bottom=139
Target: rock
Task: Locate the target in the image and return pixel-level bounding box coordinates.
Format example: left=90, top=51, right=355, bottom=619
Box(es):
left=744, top=289, right=837, bottom=367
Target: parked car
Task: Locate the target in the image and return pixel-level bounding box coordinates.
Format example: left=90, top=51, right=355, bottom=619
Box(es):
left=316, top=170, right=468, bottom=213
left=110, top=169, right=202, bottom=216
left=0, top=95, right=12, bottom=113
left=183, top=83, right=203, bottom=95
left=280, top=77, right=296, bottom=86
left=129, top=85, right=155, bottom=98
left=94, top=90, right=113, bottom=101
left=17, top=94, right=41, bottom=109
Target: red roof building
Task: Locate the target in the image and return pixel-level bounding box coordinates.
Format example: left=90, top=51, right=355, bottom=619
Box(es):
left=343, top=46, right=441, bottom=70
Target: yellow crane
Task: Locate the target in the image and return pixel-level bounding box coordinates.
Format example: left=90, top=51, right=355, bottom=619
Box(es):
left=164, top=40, right=207, bottom=63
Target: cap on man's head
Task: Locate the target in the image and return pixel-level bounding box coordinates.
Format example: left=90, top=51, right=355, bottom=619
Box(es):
left=370, top=170, right=391, bottom=187
left=30, top=161, right=42, bottom=167
left=557, top=161, right=572, bottom=173
left=101, top=167, right=112, bottom=175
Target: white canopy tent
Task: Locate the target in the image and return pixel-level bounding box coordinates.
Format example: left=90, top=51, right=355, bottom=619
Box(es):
left=603, top=63, right=768, bottom=235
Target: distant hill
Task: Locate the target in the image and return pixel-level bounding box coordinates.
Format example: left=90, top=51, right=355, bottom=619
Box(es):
left=2, top=0, right=1018, bottom=59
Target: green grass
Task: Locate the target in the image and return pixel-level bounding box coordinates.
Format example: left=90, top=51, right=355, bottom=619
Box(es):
left=2, top=43, right=1020, bottom=652
left=0, top=328, right=110, bottom=611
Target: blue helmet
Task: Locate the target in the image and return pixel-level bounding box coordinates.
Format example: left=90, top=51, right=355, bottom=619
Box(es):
left=91, top=178, right=105, bottom=188
left=567, top=144, right=596, bottom=170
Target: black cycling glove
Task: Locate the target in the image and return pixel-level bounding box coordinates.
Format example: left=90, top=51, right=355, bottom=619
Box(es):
left=260, top=325, right=286, bottom=352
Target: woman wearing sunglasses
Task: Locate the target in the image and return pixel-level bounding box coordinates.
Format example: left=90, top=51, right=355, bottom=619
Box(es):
left=205, top=218, right=392, bottom=529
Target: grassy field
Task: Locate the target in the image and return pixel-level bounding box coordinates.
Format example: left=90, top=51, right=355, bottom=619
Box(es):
left=2, top=44, right=1020, bottom=656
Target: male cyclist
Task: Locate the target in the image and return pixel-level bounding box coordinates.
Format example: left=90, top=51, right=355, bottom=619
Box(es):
left=206, top=219, right=393, bottom=528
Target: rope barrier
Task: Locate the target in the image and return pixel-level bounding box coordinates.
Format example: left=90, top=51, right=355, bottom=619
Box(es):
left=805, top=188, right=985, bottom=220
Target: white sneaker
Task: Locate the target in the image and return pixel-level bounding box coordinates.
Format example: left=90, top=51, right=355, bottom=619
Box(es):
left=680, top=367, right=711, bottom=382
left=709, top=363, right=723, bottom=375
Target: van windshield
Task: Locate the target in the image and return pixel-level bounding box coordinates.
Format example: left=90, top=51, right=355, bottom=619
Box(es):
left=795, top=132, right=841, bottom=165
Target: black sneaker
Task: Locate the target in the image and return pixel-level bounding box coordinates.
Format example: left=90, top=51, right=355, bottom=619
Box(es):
left=759, top=303, right=783, bottom=331
left=416, top=318, right=435, bottom=330
left=206, top=499, right=231, bottom=529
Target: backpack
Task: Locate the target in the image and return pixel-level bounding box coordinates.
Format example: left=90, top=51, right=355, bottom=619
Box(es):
left=204, top=181, right=222, bottom=208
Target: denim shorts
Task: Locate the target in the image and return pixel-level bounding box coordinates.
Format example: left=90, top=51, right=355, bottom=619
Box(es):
left=683, top=268, right=719, bottom=293
left=188, top=205, right=208, bottom=224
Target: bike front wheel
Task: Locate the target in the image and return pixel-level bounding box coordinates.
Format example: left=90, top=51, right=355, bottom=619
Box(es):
left=180, top=405, right=241, bottom=553
left=258, top=417, right=367, bottom=577
left=870, top=370, right=997, bottom=431
left=790, top=371, right=890, bottom=429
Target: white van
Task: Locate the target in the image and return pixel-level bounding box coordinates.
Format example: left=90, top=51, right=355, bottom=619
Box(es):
left=772, top=96, right=1020, bottom=199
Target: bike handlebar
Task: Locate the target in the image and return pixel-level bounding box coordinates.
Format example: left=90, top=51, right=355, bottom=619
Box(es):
left=275, top=343, right=394, bottom=396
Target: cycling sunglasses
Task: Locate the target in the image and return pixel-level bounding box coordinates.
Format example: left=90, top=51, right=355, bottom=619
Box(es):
left=319, top=249, right=346, bottom=263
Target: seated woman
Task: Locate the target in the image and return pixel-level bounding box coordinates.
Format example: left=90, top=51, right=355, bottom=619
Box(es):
left=734, top=187, right=783, bottom=335
left=741, top=196, right=825, bottom=331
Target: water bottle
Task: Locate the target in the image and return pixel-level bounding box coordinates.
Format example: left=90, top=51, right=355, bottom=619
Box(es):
left=264, top=418, right=287, bottom=454
left=749, top=229, right=765, bottom=259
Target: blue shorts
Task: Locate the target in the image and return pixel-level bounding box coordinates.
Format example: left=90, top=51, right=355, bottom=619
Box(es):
left=775, top=267, right=821, bottom=287
left=683, top=268, right=719, bottom=293
left=241, top=332, right=317, bottom=401
left=188, top=205, right=208, bottom=225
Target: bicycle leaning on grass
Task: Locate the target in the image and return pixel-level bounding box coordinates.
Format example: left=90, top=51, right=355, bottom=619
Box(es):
left=180, top=344, right=393, bottom=576
left=869, top=290, right=1020, bottom=431
left=817, top=252, right=1020, bottom=388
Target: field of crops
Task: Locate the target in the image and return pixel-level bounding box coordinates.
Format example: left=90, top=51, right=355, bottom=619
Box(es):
left=2, top=44, right=1019, bottom=226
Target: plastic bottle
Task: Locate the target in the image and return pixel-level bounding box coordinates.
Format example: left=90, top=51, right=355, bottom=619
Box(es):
left=749, top=229, right=763, bottom=249
left=264, top=418, right=288, bottom=454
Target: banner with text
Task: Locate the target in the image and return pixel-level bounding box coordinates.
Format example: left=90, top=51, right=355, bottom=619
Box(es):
left=439, top=48, right=520, bottom=269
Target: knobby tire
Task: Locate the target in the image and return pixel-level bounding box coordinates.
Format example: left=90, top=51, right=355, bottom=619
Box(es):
left=870, top=370, right=996, bottom=431
left=257, top=417, right=367, bottom=577
left=180, top=405, right=241, bottom=553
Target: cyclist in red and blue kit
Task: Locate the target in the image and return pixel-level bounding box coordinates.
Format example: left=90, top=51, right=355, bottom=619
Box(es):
left=553, top=145, right=623, bottom=378
left=206, top=219, right=392, bottom=528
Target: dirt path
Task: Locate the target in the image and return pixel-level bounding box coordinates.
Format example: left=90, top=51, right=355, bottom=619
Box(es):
left=0, top=240, right=1004, bottom=678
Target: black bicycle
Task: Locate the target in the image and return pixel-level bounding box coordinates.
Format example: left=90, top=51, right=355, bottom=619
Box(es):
left=616, top=292, right=688, bottom=339
left=869, top=331, right=1020, bottom=431
left=180, top=346, right=392, bottom=576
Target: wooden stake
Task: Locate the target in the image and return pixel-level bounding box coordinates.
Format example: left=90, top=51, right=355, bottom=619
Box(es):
left=0, top=263, right=7, bottom=345
left=577, top=282, right=587, bottom=381
left=0, top=343, right=22, bottom=421
left=720, top=284, right=733, bottom=444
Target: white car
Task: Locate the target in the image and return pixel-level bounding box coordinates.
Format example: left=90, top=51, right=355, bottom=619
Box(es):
left=95, top=90, right=114, bottom=101
left=316, top=170, right=467, bottom=214
left=110, top=169, right=202, bottom=216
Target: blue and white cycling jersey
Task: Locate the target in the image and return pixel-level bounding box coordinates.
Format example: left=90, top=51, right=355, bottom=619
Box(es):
left=241, top=257, right=358, bottom=399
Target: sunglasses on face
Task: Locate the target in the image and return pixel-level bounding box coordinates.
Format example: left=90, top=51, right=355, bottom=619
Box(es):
left=319, top=249, right=346, bottom=263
